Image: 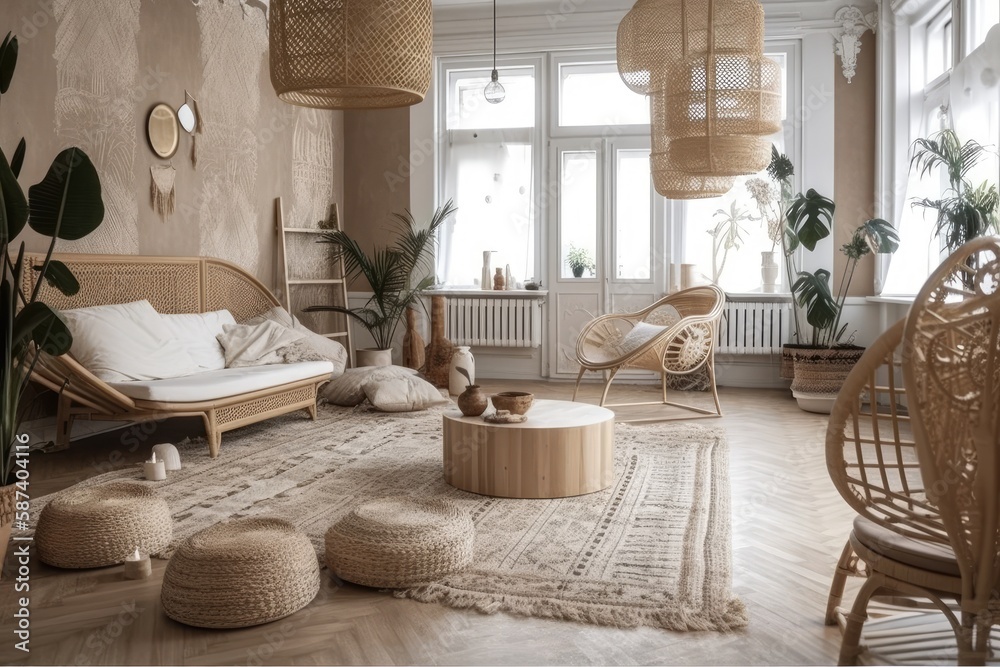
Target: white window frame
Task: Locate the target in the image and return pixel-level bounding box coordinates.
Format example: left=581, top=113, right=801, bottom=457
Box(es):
left=671, top=39, right=804, bottom=296
left=435, top=54, right=545, bottom=287
left=549, top=50, right=651, bottom=139
left=876, top=0, right=999, bottom=295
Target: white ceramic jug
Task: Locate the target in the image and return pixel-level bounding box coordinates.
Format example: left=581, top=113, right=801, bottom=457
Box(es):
left=449, top=346, right=476, bottom=396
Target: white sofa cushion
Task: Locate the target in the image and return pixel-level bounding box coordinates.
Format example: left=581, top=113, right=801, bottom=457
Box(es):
left=108, top=361, right=334, bottom=403
left=160, top=310, right=236, bottom=371
left=61, top=300, right=201, bottom=382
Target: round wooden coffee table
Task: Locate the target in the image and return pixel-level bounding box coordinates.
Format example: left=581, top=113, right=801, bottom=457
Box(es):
left=442, top=399, right=615, bottom=499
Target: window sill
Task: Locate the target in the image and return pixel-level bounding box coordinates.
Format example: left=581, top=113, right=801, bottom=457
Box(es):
left=427, top=288, right=549, bottom=297
left=866, top=295, right=915, bottom=305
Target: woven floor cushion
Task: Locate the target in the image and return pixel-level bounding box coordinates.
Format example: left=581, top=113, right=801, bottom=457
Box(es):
left=35, top=482, right=172, bottom=569
left=161, top=517, right=320, bottom=629
left=325, top=497, right=474, bottom=588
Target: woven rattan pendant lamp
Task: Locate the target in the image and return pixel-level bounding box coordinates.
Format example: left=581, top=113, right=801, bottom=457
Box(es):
left=269, top=0, right=433, bottom=110
left=618, top=0, right=780, bottom=198
left=617, top=0, right=765, bottom=95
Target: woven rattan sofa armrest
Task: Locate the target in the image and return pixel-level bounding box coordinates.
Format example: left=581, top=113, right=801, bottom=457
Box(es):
left=31, top=352, right=136, bottom=413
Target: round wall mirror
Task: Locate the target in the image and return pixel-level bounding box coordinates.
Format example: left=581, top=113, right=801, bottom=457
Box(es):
left=177, top=103, right=197, bottom=134
left=147, top=103, right=179, bottom=159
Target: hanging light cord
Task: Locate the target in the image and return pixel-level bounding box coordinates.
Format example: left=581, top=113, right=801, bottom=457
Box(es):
left=492, top=0, right=498, bottom=71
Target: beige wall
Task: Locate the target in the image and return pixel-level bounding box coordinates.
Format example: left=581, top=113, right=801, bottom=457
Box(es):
left=343, top=107, right=411, bottom=290
left=1, top=0, right=344, bottom=291
left=833, top=31, right=878, bottom=297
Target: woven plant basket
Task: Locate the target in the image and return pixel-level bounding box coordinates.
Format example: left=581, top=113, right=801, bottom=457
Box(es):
left=788, top=346, right=865, bottom=395
left=269, top=0, right=433, bottom=110
left=35, top=482, right=172, bottom=569
left=325, top=497, right=474, bottom=588
left=161, top=517, right=320, bottom=629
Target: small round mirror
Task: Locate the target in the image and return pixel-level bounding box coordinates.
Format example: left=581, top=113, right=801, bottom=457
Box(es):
left=177, top=103, right=197, bottom=134
left=147, top=103, right=179, bottom=159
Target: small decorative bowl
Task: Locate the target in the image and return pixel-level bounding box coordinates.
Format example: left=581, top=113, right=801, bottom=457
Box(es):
left=490, top=391, right=534, bottom=415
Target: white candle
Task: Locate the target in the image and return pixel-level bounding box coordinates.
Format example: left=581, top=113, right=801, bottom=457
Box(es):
left=124, top=547, right=152, bottom=579
left=143, top=452, right=166, bottom=481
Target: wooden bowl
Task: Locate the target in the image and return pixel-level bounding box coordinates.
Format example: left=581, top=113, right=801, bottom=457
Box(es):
left=490, top=391, right=534, bottom=415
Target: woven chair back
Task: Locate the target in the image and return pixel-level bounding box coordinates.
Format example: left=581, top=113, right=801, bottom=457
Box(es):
left=902, top=236, right=1000, bottom=610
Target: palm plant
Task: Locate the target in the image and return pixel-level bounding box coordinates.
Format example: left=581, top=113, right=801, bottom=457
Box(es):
left=306, top=200, right=457, bottom=351
left=1, top=31, right=106, bottom=486
left=910, top=129, right=998, bottom=287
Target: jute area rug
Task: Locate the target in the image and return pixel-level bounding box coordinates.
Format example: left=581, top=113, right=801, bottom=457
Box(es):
left=31, top=405, right=747, bottom=632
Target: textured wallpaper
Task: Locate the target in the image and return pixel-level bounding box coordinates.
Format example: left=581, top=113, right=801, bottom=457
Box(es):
left=4, top=0, right=344, bottom=284
left=53, top=0, right=142, bottom=254
left=195, top=0, right=267, bottom=270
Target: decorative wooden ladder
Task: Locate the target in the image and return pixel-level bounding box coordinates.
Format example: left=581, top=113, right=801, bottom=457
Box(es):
left=274, top=197, right=354, bottom=367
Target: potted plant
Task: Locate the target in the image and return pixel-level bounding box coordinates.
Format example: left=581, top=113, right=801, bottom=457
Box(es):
left=566, top=245, right=595, bottom=278
left=1, top=30, right=105, bottom=573
left=766, top=148, right=900, bottom=412
left=910, top=129, right=999, bottom=289
left=306, top=200, right=457, bottom=367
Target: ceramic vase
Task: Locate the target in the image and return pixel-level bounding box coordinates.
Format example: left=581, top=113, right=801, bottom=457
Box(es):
left=761, top=251, right=780, bottom=293
left=423, top=295, right=454, bottom=387
left=457, top=385, right=488, bottom=417
left=481, top=251, right=492, bottom=291
left=449, top=346, right=475, bottom=396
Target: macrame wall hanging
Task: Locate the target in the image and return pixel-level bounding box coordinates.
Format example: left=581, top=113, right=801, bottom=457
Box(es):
left=150, top=165, right=177, bottom=218
left=617, top=0, right=781, bottom=199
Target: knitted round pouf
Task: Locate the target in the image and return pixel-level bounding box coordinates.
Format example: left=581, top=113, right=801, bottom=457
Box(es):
left=35, top=482, right=172, bottom=569
left=161, top=517, right=319, bottom=629
left=325, top=497, right=474, bottom=588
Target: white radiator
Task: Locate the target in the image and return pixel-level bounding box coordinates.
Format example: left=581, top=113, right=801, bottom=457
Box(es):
left=716, top=300, right=792, bottom=354
left=445, top=297, right=542, bottom=348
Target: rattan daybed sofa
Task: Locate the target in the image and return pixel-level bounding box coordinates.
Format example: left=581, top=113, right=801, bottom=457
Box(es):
left=22, top=253, right=334, bottom=458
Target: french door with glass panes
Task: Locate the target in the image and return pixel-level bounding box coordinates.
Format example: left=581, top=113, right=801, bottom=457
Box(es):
left=547, top=137, right=666, bottom=378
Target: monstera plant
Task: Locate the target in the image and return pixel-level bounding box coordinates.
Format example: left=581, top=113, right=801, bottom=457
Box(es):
left=1, top=29, right=105, bottom=508
left=767, top=147, right=899, bottom=411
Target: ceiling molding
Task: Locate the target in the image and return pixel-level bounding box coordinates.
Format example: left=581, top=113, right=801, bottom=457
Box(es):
left=432, top=0, right=876, bottom=55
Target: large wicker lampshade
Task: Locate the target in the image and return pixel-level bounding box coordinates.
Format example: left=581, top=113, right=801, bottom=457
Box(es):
left=617, top=0, right=765, bottom=95
left=269, top=0, right=433, bottom=110
left=650, top=93, right=736, bottom=199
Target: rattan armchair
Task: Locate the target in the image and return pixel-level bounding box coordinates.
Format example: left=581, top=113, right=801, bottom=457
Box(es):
left=825, top=237, right=1000, bottom=665
left=571, top=285, right=725, bottom=418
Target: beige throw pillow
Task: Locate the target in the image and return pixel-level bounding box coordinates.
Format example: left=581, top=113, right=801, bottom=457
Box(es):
left=362, top=375, right=450, bottom=413
left=321, top=365, right=419, bottom=407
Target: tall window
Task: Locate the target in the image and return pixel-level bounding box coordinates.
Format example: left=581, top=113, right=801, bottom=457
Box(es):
left=438, top=63, right=538, bottom=287
left=880, top=1, right=1000, bottom=294
left=678, top=51, right=793, bottom=293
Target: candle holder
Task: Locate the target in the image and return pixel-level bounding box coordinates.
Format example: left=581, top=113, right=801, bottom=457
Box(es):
left=124, top=548, right=152, bottom=580
left=143, top=452, right=166, bottom=481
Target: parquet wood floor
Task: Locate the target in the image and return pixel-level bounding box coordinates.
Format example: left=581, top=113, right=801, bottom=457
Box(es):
left=0, top=382, right=928, bottom=665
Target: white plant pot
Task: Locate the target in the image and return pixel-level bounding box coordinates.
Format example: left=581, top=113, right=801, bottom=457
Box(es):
left=356, top=348, right=393, bottom=367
